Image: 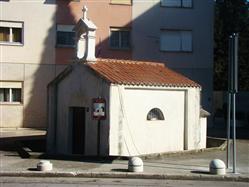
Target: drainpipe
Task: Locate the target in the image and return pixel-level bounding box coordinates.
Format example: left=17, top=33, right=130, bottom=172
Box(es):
left=184, top=90, right=188, bottom=150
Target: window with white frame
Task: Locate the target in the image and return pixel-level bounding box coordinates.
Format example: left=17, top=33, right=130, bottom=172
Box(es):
left=56, top=24, right=75, bottom=47
left=147, top=108, right=165, bottom=121
left=110, top=28, right=131, bottom=49
left=0, top=82, right=22, bottom=103
left=160, top=30, right=192, bottom=52
left=161, top=0, right=192, bottom=8
left=0, top=21, right=23, bottom=45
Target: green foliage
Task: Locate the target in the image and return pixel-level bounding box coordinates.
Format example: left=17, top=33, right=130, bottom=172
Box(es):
left=214, top=0, right=249, bottom=90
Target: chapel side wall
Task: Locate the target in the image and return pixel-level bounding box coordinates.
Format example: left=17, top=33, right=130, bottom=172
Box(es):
left=109, top=85, right=186, bottom=156
left=185, top=87, right=203, bottom=150
left=55, top=64, right=110, bottom=155
left=200, top=117, right=207, bottom=148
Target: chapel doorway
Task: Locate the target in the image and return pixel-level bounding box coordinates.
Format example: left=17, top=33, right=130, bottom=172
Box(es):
left=71, top=107, right=86, bottom=155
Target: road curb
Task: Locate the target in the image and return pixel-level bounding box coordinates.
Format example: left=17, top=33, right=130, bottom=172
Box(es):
left=140, top=137, right=227, bottom=160
left=1, top=171, right=248, bottom=182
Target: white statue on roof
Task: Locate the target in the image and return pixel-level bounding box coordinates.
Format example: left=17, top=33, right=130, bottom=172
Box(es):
left=82, top=5, right=88, bottom=20
left=74, top=5, right=97, bottom=62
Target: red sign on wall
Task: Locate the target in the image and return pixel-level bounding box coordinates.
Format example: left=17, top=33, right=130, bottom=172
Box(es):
left=92, top=98, right=106, bottom=120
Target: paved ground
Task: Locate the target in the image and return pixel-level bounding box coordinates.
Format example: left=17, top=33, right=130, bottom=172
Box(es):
left=0, top=134, right=248, bottom=182
left=1, top=177, right=249, bottom=187
left=0, top=128, right=46, bottom=140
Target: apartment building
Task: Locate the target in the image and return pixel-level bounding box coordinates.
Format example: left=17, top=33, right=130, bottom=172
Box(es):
left=55, top=0, right=132, bottom=64
left=0, top=0, right=213, bottom=130
left=132, top=0, right=214, bottom=113
left=55, top=0, right=214, bottom=112
left=0, top=0, right=57, bottom=129
left=0, top=0, right=132, bottom=129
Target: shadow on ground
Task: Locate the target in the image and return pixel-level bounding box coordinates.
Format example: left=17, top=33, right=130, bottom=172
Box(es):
left=0, top=138, right=117, bottom=164
left=111, top=168, right=128, bottom=172
left=191, top=170, right=211, bottom=175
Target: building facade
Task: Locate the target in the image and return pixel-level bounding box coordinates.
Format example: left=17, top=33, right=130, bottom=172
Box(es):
left=0, top=0, right=213, bottom=130
left=132, top=0, right=214, bottom=114
left=0, top=0, right=57, bottom=128
left=0, top=0, right=132, bottom=129
left=55, top=0, right=132, bottom=65
left=55, top=0, right=214, bottom=114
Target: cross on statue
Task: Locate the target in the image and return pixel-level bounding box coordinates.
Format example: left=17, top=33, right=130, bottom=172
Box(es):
left=82, top=6, right=88, bottom=20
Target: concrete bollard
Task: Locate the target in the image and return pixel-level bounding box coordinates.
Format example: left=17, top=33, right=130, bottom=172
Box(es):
left=209, top=159, right=226, bottom=175
left=128, top=157, right=143, bottom=172
left=37, top=160, right=53, bottom=171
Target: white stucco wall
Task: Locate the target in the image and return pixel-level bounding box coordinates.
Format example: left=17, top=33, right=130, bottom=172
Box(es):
left=184, top=88, right=202, bottom=150
left=110, top=85, right=183, bottom=156
left=109, top=85, right=204, bottom=156
left=200, top=117, right=207, bottom=148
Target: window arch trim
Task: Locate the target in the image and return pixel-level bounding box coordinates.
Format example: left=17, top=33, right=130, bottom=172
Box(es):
left=147, top=108, right=165, bottom=121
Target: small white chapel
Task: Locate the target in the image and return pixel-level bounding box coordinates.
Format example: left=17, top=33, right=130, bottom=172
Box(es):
left=47, top=6, right=209, bottom=157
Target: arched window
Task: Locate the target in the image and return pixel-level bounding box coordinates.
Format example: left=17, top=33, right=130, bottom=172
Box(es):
left=147, top=108, right=165, bottom=121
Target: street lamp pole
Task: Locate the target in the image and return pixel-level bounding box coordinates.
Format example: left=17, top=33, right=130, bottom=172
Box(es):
left=227, top=33, right=238, bottom=174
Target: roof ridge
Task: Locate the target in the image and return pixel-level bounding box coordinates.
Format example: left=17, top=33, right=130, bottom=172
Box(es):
left=95, top=58, right=165, bottom=67
left=87, top=58, right=200, bottom=88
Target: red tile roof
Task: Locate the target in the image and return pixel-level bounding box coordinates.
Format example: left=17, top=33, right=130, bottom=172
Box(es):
left=88, top=58, right=200, bottom=87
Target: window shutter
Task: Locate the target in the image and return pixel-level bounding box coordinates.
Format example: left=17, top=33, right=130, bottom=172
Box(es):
left=182, top=0, right=192, bottom=7
left=0, top=82, right=22, bottom=89
left=161, top=0, right=181, bottom=7
left=160, top=31, right=181, bottom=51
left=181, top=31, right=192, bottom=52
left=0, top=21, right=23, bottom=28
left=57, top=25, right=75, bottom=32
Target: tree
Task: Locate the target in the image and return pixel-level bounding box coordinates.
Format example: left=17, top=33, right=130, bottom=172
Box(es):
left=214, top=0, right=249, bottom=91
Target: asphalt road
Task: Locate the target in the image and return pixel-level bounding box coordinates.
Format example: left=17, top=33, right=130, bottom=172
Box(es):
left=0, top=177, right=248, bottom=187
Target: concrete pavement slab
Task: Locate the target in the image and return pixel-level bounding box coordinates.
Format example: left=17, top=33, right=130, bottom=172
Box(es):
left=0, top=139, right=248, bottom=182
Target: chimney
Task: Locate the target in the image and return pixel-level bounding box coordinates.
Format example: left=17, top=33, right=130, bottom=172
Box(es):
left=74, top=6, right=97, bottom=62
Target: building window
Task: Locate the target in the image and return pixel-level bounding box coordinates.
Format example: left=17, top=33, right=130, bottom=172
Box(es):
left=0, top=21, right=23, bottom=45
left=56, top=24, right=75, bottom=47
left=161, top=0, right=192, bottom=8
left=160, top=30, right=192, bottom=52
left=147, top=108, right=165, bottom=121
left=0, top=82, right=22, bottom=103
left=110, top=0, right=131, bottom=5
left=110, top=28, right=131, bottom=49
